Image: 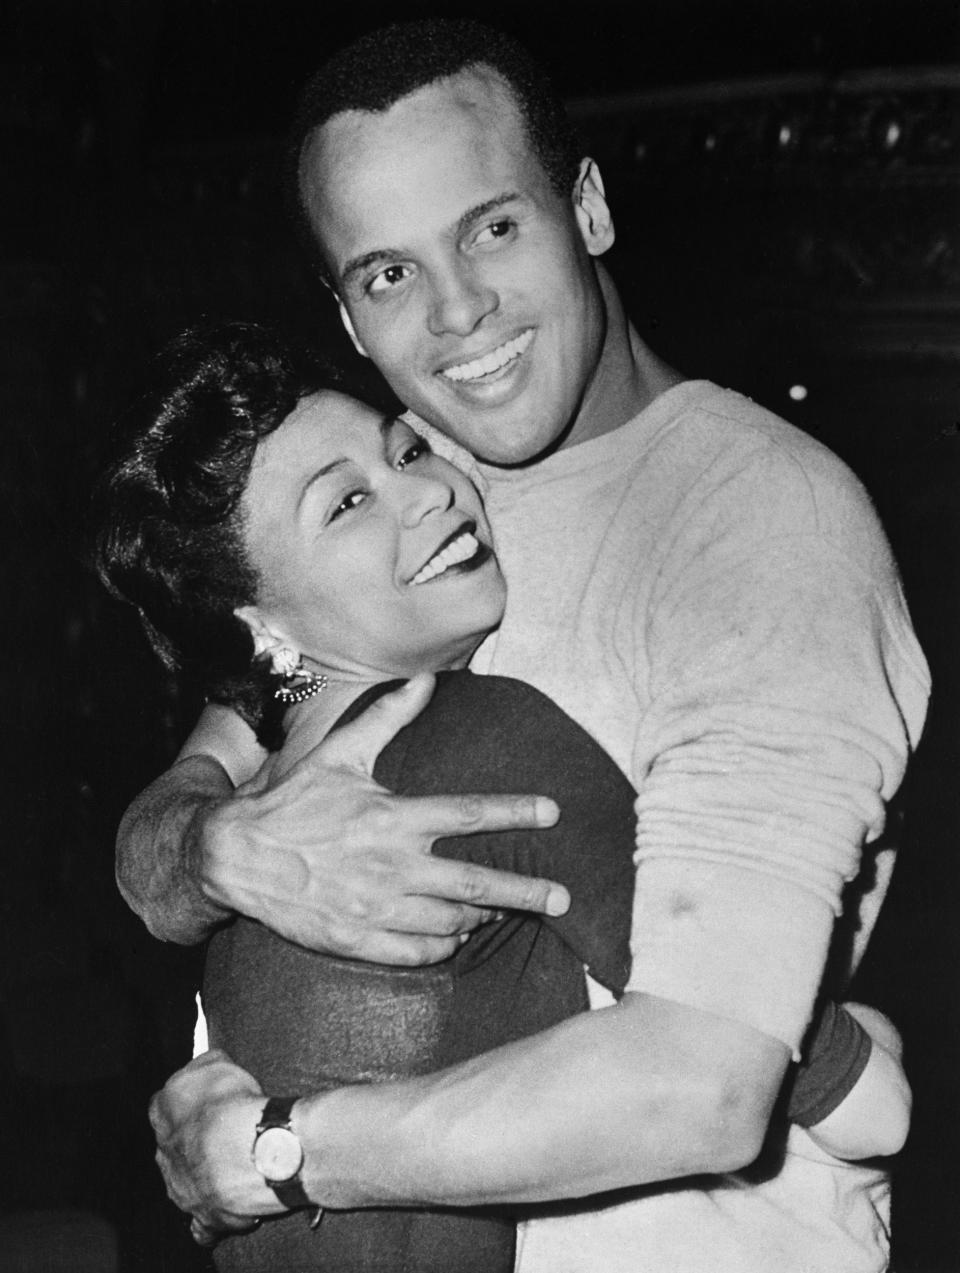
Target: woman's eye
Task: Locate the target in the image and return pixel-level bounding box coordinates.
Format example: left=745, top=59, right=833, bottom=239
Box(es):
left=330, top=490, right=366, bottom=521
left=368, top=263, right=411, bottom=295
left=396, top=437, right=431, bottom=470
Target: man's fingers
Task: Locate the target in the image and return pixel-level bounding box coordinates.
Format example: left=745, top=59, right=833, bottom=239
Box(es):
left=190, top=1217, right=220, bottom=1247
left=189, top=1215, right=257, bottom=1246
left=317, top=673, right=437, bottom=775
left=410, top=855, right=570, bottom=918
left=378, top=894, right=495, bottom=936
left=350, top=930, right=468, bottom=966
left=411, top=791, right=561, bottom=840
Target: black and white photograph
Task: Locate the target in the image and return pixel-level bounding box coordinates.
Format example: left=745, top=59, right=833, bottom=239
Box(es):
left=2, top=2, right=958, bottom=1270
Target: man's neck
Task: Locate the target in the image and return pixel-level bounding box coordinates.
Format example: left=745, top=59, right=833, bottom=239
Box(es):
left=558, top=265, right=683, bottom=454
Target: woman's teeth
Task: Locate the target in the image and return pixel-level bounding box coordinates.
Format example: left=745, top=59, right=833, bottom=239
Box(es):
left=440, top=330, right=533, bottom=384
left=411, top=531, right=480, bottom=584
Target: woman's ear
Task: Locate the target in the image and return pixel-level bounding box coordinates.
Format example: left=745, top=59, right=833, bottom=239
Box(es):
left=338, top=300, right=370, bottom=359
left=573, top=158, right=615, bottom=257
left=233, top=606, right=300, bottom=676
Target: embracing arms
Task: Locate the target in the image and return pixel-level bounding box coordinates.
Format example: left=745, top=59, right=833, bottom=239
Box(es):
left=152, top=992, right=912, bottom=1241
left=153, top=991, right=789, bottom=1237
left=116, top=675, right=570, bottom=961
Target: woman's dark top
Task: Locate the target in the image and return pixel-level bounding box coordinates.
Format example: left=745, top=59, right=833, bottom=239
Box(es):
left=203, top=672, right=638, bottom=1273
left=203, top=671, right=872, bottom=1272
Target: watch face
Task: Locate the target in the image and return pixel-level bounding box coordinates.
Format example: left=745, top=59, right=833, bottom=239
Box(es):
left=253, top=1125, right=304, bottom=1183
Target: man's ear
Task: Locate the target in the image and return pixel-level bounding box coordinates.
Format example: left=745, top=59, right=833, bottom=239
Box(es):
left=233, top=605, right=298, bottom=673
left=572, top=158, right=615, bottom=257
left=338, top=300, right=370, bottom=359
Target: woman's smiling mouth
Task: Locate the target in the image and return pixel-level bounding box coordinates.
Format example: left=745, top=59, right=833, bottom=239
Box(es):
left=410, top=526, right=485, bottom=585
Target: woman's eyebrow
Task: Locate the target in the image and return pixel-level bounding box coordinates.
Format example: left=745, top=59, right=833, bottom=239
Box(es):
left=297, top=417, right=396, bottom=509
left=297, top=457, right=348, bottom=512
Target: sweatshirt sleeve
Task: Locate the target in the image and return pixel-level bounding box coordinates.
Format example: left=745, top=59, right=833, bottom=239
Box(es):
left=787, top=1001, right=873, bottom=1127
left=624, top=437, right=929, bottom=1055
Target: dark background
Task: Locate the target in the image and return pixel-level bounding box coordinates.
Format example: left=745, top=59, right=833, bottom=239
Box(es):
left=1, top=1, right=958, bottom=1270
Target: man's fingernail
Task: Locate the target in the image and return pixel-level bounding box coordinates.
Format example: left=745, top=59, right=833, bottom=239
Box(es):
left=546, top=887, right=570, bottom=917
left=535, top=798, right=559, bottom=825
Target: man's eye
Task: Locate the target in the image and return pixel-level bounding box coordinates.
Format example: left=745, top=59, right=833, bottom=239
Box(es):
left=368, top=264, right=411, bottom=295
left=475, top=219, right=515, bottom=246
left=396, top=437, right=431, bottom=470
left=330, top=490, right=366, bottom=521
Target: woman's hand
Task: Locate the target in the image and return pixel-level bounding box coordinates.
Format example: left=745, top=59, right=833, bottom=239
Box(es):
left=149, top=1049, right=279, bottom=1243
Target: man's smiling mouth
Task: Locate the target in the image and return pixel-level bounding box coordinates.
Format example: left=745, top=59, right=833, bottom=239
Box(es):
left=410, top=526, right=483, bottom=585
left=439, top=329, right=533, bottom=384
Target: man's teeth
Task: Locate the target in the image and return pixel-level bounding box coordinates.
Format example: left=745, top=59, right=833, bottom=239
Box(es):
left=441, top=330, right=533, bottom=384
left=411, top=531, right=480, bottom=585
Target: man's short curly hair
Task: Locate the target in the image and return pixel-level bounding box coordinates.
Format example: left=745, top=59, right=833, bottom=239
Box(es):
left=288, top=18, right=583, bottom=284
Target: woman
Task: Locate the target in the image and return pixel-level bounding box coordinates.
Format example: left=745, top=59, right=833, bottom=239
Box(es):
left=96, top=324, right=909, bottom=1272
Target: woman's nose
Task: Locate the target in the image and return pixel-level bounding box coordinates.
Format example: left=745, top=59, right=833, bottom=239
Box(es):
left=400, top=471, right=455, bottom=526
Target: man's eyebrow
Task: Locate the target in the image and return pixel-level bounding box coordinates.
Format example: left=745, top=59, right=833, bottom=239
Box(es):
left=338, top=194, right=524, bottom=288
left=340, top=249, right=398, bottom=289
left=455, top=191, right=523, bottom=238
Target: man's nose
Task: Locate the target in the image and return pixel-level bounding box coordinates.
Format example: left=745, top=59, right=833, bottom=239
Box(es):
left=426, top=261, right=498, bottom=338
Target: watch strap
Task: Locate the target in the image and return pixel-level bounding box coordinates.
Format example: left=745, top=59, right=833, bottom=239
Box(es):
left=270, top=1174, right=313, bottom=1211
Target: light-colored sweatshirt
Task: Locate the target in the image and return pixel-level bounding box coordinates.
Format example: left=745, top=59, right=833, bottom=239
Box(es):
left=446, top=378, right=929, bottom=1272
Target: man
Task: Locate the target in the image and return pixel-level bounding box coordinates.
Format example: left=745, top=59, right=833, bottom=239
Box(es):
left=138, top=19, right=929, bottom=1271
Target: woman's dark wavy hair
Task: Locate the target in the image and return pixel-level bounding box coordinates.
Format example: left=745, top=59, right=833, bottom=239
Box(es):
left=288, top=18, right=583, bottom=285
left=93, top=322, right=396, bottom=743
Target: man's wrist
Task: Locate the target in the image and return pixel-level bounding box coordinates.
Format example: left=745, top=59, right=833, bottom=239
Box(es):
left=209, top=1093, right=289, bottom=1217
left=248, top=1096, right=325, bottom=1226
left=116, top=755, right=236, bottom=944
left=292, top=1087, right=387, bottom=1212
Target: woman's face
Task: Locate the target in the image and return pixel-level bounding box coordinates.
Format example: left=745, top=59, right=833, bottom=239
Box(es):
left=238, top=390, right=506, bottom=679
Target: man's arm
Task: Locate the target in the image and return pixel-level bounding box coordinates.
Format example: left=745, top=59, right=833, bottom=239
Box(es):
left=118, top=675, right=570, bottom=960
left=116, top=750, right=238, bottom=943
left=152, top=991, right=788, bottom=1235
left=116, top=701, right=266, bottom=943
left=805, top=1003, right=911, bottom=1161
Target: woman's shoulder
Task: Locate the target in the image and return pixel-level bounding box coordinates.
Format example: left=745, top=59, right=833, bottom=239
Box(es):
left=335, top=670, right=577, bottom=735
left=368, top=671, right=636, bottom=805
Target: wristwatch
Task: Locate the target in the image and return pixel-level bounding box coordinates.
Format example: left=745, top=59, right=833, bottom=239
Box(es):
left=251, top=1096, right=311, bottom=1211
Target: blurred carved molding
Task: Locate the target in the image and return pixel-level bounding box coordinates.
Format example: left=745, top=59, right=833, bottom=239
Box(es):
left=571, top=67, right=960, bottom=360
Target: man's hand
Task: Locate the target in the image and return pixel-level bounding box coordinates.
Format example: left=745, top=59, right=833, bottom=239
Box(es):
left=150, top=1050, right=276, bottom=1244
left=201, top=674, right=569, bottom=963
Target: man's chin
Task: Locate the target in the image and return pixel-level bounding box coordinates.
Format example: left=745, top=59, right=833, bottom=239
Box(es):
left=420, top=403, right=566, bottom=469
left=473, top=417, right=575, bottom=469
